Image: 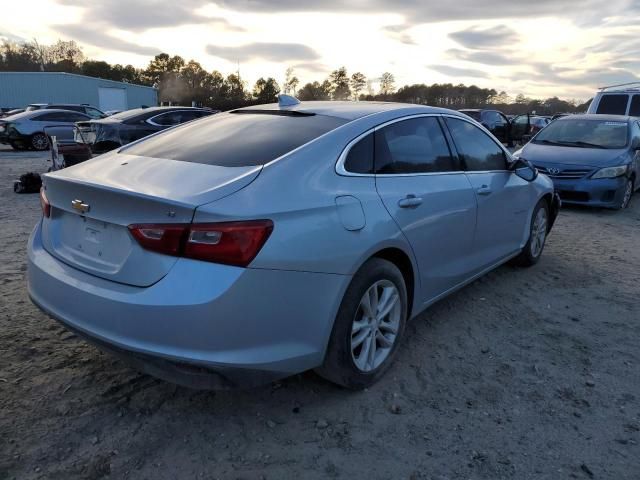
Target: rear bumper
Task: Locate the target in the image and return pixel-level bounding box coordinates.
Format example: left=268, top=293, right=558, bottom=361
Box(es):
left=552, top=176, right=628, bottom=208
left=27, top=222, right=350, bottom=388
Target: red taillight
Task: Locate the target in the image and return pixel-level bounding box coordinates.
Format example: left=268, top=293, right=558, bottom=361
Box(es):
left=128, top=220, right=273, bottom=267
left=40, top=187, right=51, bottom=218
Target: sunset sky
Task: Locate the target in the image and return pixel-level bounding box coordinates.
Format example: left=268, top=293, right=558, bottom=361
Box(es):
left=2, top=0, right=639, bottom=100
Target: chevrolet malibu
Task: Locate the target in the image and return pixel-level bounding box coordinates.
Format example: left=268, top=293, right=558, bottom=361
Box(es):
left=513, top=114, right=640, bottom=209
left=28, top=99, right=559, bottom=389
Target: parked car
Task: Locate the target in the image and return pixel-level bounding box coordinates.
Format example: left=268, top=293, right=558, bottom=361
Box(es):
left=104, top=110, right=123, bottom=116
left=0, top=108, right=24, bottom=118
left=74, top=106, right=218, bottom=155
left=513, top=114, right=639, bottom=209
left=459, top=109, right=512, bottom=145
left=529, top=116, right=551, bottom=135
left=587, top=82, right=640, bottom=116
left=0, top=109, right=91, bottom=150
left=28, top=99, right=559, bottom=390
left=26, top=103, right=106, bottom=119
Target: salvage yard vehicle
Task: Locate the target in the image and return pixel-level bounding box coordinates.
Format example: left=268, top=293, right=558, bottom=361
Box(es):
left=0, top=109, right=91, bottom=151
left=74, top=106, right=218, bottom=156
left=513, top=114, right=640, bottom=209
left=587, top=82, right=640, bottom=116
left=26, top=103, right=106, bottom=119
left=28, top=98, right=560, bottom=390
left=459, top=109, right=512, bottom=146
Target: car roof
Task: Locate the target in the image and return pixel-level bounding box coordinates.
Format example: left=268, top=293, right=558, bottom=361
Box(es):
left=556, top=114, right=632, bottom=122
left=236, top=101, right=453, bottom=121
left=12, top=108, right=90, bottom=118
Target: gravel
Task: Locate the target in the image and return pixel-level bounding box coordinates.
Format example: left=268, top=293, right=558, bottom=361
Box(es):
left=1, top=146, right=639, bottom=479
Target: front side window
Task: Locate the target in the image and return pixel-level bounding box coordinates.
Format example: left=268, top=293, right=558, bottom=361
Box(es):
left=445, top=117, right=507, bottom=171
left=374, top=117, right=457, bottom=174
left=629, top=95, right=640, bottom=117
left=596, top=94, right=629, bottom=115
left=150, top=112, right=182, bottom=126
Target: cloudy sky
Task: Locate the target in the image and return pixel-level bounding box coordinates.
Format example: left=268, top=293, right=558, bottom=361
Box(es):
left=2, top=0, right=639, bottom=100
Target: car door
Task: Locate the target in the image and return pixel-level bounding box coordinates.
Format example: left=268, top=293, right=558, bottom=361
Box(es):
left=510, top=114, right=530, bottom=143
left=374, top=115, right=478, bottom=303
left=444, top=116, right=531, bottom=272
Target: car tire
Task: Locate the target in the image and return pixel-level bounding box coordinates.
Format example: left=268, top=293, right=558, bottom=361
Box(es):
left=30, top=133, right=49, bottom=151
left=316, top=258, right=408, bottom=389
left=617, top=178, right=633, bottom=210
left=513, top=199, right=549, bottom=267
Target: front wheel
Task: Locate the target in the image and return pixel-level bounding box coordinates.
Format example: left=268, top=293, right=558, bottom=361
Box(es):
left=617, top=178, right=633, bottom=210
left=316, top=258, right=408, bottom=389
left=513, top=200, right=549, bottom=267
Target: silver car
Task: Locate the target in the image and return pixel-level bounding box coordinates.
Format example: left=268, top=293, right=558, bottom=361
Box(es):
left=0, top=109, right=91, bottom=151
left=28, top=99, right=560, bottom=389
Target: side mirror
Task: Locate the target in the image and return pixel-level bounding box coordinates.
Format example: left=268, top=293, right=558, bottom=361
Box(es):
left=511, top=158, right=538, bottom=182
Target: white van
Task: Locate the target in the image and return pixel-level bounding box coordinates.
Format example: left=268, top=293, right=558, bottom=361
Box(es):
left=587, top=83, right=640, bottom=116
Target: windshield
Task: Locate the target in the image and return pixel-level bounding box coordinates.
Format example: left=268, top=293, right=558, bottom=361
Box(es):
left=533, top=119, right=628, bottom=149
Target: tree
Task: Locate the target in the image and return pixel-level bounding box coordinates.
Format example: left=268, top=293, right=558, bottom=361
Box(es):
left=283, top=67, right=300, bottom=95
left=379, top=72, right=396, bottom=97
left=329, top=67, right=351, bottom=100
left=82, top=60, right=114, bottom=79
left=297, top=80, right=331, bottom=101
left=350, top=72, right=367, bottom=101
left=253, top=77, right=280, bottom=104
left=143, top=53, right=185, bottom=86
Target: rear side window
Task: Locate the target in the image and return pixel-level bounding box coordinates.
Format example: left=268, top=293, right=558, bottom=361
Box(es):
left=125, top=112, right=347, bottom=166
left=445, top=117, right=507, bottom=171
left=375, top=117, right=457, bottom=174
left=629, top=95, right=640, bottom=117
left=596, top=94, right=629, bottom=115
left=344, top=133, right=373, bottom=174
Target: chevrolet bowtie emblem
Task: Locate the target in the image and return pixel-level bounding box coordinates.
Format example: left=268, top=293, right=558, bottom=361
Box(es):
left=71, top=199, right=90, bottom=214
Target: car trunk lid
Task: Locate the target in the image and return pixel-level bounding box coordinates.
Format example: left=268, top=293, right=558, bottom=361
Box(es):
left=41, top=152, right=261, bottom=287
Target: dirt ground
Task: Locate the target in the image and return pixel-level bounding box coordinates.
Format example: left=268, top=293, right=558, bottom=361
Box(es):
left=1, top=147, right=639, bottom=480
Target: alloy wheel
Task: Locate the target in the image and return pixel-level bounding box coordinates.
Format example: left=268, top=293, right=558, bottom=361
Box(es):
left=530, top=207, right=548, bottom=258
left=31, top=134, right=49, bottom=151
left=351, top=279, right=401, bottom=372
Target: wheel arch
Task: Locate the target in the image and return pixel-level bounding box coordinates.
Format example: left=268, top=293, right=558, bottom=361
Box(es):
left=369, top=247, right=416, bottom=320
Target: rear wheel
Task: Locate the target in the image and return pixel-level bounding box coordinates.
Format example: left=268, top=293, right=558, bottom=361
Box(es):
left=513, top=200, right=549, bottom=267
left=316, top=258, right=407, bottom=389
left=30, top=133, right=49, bottom=151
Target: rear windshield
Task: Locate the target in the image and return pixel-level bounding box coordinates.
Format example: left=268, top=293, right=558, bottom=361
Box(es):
left=123, top=112, right=347, bottom=166
left=533, top=119, right=628, bottom=149
left=596, top=94, right=629, bottom=115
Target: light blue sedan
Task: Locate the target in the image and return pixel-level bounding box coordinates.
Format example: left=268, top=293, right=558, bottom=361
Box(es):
left=28, top=98, right=560, bottom=389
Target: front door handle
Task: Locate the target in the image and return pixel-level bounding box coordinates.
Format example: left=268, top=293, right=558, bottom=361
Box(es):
left=398, top=195, right=423, bottom=208
left=476, top=185, right=492, bottom=196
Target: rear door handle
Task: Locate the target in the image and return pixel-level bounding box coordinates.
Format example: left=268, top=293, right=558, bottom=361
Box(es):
left=398, top=195, right=423, bottom=208
left=476, top=185, right=492, bottom=196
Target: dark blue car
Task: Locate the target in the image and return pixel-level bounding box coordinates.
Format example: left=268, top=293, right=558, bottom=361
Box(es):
left=513, top=114, right=640, bottom=209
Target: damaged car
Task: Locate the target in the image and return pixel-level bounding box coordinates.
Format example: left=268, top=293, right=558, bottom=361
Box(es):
left=74, top=106, right=218, bottom=156
left=28, top=98, right=559, bottom=390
